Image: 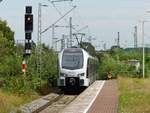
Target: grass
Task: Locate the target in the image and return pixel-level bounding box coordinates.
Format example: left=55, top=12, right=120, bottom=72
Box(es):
left=0, top=89, right=40, bottom=113
left=118, top=76, right=150, bottom=113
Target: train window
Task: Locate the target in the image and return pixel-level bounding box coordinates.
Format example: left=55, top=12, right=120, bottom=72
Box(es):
left=62, top=52, right=83, bottom=70
left=87, top=58, right=99, bottom=77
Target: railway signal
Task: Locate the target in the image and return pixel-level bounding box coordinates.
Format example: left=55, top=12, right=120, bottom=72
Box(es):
left=26, top=6, right=32, bottom=13
left=25, top=32, right=32, bottom=40
left=25, top=6, right=33, bottom=31
left=22, top=6, right=33, bottom=74
left=25, top=14, right=33, bottom=31
left=24, top=6, right=33, bottom=56
left=25, top=41, right=32, bottom=50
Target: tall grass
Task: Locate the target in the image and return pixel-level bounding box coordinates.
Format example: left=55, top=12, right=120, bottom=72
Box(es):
left=0, top=89, right=39, bottom=113
left=118, top=76, right=150, bottom=113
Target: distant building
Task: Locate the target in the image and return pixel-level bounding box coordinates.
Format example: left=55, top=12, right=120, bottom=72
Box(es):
left=127, top=59, right=140, bottom=72
left=111, top=45, right=120, bottom=50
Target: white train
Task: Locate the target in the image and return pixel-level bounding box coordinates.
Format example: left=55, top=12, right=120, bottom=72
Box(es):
left=57, top=48, right=98, bottom=90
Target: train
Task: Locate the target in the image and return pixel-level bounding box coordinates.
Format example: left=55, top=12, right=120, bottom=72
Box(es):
left=57, top=47, right=99, bottom=91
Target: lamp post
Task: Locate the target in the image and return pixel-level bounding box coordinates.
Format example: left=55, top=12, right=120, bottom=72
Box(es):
left=141, top=11, right=150, bottom=78
left=141, top=20, right=145, bottom=78
left=141, top=20, right=149, bottom=78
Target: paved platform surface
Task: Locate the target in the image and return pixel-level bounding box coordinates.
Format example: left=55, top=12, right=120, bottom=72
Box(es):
left=87, top=80, right=118, bottom=113
left=60, top=81, right=105, bottom=113
left=60, top=80, right=118, bottom=113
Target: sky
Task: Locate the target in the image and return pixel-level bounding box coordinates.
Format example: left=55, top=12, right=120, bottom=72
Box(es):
left=1, top=0, right=150, bottom=50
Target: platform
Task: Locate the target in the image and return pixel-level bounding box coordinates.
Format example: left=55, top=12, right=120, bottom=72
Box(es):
left=60, top=80, right=118, bottom=113
left=87, top=80, right=118, bottom=113
left=60, top=80, right=105, bottom=113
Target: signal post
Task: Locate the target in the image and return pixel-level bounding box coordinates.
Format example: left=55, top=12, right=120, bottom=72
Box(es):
left=22, top=6, right=33, bottom=74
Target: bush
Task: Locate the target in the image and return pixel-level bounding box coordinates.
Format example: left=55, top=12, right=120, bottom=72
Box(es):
left=0, top=19, right=58, bottom=95
left=97, top=49, right=143, bottom=79
left=98, top=54, right=119, bottom=79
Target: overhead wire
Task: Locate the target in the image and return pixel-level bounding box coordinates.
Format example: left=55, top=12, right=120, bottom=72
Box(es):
left=48, top=0, right=78, bottom=32
left=47, top=0, right=95, bottom=46
left=69, top=1, right=94, bottom=43
left=48, top=0, right=92, bottom=35
left=49, top=0, right=69, bottom=23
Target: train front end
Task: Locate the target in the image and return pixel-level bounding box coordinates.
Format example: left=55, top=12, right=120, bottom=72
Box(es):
left=58, top=48, right=88, bottom=91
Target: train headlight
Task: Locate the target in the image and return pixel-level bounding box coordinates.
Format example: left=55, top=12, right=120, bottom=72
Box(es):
left=78, top=73, right=84, bottom=77
left=60, top=73, right=66, bottom=77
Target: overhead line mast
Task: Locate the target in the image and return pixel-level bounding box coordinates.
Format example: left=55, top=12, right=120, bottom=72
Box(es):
left=117, top=32, right=120, bottom=47
left=134, top=26, right=138, bottom=48
left=37, top=3, right=48, bottom=84
left=69, top=17, right=73, bottom=47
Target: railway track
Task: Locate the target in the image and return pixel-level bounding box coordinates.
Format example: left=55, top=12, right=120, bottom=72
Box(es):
left=39, top=95, right=77, bottom=113
left=19, top=91, right=77, bottom=113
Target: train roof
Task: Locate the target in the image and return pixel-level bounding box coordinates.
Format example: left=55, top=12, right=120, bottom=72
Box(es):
left=63, top=48, right=83, bottom=53
left=61, top=48, right=98, bottom=61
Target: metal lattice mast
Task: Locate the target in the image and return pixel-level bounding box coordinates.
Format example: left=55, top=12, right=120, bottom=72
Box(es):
left=52, top=24, right=56, bottom=50
left=36, top=3, right=48, bottom=79
left=117, top=32, right=120, bottom=47
left=103, top=43, right=106, bottom=50
left=37, top=3, right=42, bottom=78
left=134, top=26, right=138, bottom=48
left=69, top=17, right=73, bottom=47
left=61, top=34, right=65, bottom=50
left=52, top=24, right=78, bottom=51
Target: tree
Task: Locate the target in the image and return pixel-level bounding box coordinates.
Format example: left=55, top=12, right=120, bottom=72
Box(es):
left=0, top=19, right=16, bottom=76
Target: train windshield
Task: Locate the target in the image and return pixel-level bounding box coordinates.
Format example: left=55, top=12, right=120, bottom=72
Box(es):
left=62, top=51, right=83, bottom=70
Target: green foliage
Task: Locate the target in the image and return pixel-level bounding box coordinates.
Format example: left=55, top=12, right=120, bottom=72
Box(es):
left=98, top=53, right=127, bottom=79
left=0, top=45, right=58, bottom=94
left=0, top=19, right=17, bottom=76
left=0, top=20, right=14, bottom=56
left=0, top=55, right=22, bottom=76
left=26, top=44, right=58, bottom=86
left=2, top=76, right=32, bottom=94
left=41, top=45, right=58, bottom=82
left=0, top=20, right=14, bottom=43
left=0, top=19, right=58, bottom=95
left=97, top=47, right=145, bottom=79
